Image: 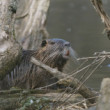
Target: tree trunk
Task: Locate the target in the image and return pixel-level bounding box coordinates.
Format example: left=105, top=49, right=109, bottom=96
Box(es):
left=0, top=0, right=22, bottom=79
left=97, top=78, right=110, bottom=110
left=0, top=0, right=50, bottom=79
left=15, top=0, right=50, bottom=49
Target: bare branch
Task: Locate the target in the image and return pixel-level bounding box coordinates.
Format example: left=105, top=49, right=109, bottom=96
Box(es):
left=90, top=0, right=110, bottom=39
left=31, top=57, right=97, bottom=104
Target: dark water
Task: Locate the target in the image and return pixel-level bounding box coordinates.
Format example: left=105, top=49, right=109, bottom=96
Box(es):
left=47, top=0, right=110, bottom=90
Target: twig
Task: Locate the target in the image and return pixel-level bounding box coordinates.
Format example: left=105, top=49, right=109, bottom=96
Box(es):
left=90, top=0, right=110, bottom=39
left=31, top=57, right=97, bottom=104
left=31, top=57, right=99, bottom=89
left=66, top=96, right=98, bottom=109
left=77, top=51, right=110, bottom=60
left=0, top=89, right=60, bottom=95
left=56, top=57, right=105, bottom=107
left=54, top=57, right=102, bottom=105
left=54, top=59, right=89, bottom=103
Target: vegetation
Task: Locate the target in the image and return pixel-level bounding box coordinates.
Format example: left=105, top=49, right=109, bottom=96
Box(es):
left=0, top=0, right=110, bottom=110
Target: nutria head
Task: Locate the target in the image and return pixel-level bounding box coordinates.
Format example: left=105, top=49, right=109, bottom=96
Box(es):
left=0, top=38, right=77, bottom=90
left=35, top=38, right=77, bottom=71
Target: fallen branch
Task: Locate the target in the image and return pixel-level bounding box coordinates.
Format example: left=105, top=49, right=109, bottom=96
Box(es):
left=31, top=57, right=98, bottom=104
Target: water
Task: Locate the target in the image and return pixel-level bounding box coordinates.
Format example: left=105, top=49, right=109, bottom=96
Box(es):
left=47, top=0, right=110, bottom=90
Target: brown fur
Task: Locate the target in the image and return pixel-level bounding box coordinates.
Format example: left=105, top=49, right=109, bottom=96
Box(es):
left=0, top=39, right=74, bottom=90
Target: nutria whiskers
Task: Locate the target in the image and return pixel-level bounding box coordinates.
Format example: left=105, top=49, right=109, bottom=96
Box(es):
left=0, top=38, right=77, bottom=90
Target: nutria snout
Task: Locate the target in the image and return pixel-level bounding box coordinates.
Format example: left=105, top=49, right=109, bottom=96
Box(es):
left=0, top=38, right=77, bottom=89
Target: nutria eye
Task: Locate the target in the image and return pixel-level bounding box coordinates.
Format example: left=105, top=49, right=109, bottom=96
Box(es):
left=41, top=40, right=47, bottom=47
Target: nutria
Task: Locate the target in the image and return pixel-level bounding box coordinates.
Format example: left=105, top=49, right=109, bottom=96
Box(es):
left=0, top=38, right=77, bottom=90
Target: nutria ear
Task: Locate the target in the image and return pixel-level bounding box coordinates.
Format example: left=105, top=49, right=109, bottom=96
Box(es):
left=41, top=40, right=47, bottom=47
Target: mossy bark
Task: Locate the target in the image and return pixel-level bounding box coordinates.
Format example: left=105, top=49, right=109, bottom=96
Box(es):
left=0, top=0, right=22, bottom=79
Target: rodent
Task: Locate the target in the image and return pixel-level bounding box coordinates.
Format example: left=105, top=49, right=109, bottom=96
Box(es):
left=0, top=38, right=77, bottom=90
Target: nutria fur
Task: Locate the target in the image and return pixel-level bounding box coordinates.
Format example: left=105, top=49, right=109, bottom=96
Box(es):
left=0, top=38, right=77, bottom=90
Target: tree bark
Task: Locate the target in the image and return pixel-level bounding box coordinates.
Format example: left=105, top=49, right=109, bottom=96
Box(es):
left=0, top=0, right=50, bottom=79
left=15, top=0, right=50, bottom=49
left=97, top=78, right=110, bottom=110
left=0, top=0, right=22, bottom=79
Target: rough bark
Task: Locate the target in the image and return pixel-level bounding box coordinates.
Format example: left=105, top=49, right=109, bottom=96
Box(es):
left=97, top=78, right=110, bottom=110
left=15, top=0, right=50, bottom=49
left=0, top=0, right=50, bottom=79
left=0, top=0, right=22, bottom=79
